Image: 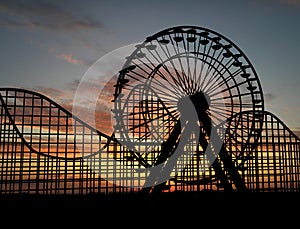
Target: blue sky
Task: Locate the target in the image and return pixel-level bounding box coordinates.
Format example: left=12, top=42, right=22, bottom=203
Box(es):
left=1, top=0, right=300, bottom=132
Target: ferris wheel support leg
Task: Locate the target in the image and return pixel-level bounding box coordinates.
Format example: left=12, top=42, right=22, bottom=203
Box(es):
left=140, top=120, right=182, bottom=194
left=207, top=123, right=248, bottom=192
left=198, top=134, right=233, bottom=192
left=217, top=145, right=248, bottom=192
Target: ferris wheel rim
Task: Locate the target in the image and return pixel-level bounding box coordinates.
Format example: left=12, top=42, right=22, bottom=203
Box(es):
left=112, top=25, right=265, bottom=167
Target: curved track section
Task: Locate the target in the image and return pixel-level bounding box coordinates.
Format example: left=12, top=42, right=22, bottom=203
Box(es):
left=0, top=88, right=136, bottom=194
left=175, top=110, right=300, bottom=192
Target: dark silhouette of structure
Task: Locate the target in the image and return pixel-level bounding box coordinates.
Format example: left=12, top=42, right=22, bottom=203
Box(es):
left=1, top=26, right=300, bottom=194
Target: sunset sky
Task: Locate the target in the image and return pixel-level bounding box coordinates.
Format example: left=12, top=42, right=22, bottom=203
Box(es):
left=1, top=0, right=300, bottom=135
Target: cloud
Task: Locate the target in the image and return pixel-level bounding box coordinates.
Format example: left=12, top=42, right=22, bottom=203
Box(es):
left=32, top=86, right=74, bottom=111
left=279, top=0, right=300, bottom=7
left=263, top=93, right=280, bottom=110
left=30, top=76, right=117, bottom=136
left=0, top=1, right=123, bottom=68
left=291, top=128, right=300, bottom=138
left=57, top=53, right=84, bottom=65
left=34, top=86, right=64, bottom=98
left=264, top=93, right=278, bottom=101
left=0, top=0, right=103, bottom=31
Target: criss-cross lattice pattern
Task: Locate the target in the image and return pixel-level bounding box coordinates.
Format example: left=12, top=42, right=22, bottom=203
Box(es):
left=1, top=26, right=300, bottom=193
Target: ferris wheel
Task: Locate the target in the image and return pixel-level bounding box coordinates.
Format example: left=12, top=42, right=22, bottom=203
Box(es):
left=112, top=26, right=264, bottom=192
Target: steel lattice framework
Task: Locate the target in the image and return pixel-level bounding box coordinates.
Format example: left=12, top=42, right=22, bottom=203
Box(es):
left=1, top=26, right=300, bottom=194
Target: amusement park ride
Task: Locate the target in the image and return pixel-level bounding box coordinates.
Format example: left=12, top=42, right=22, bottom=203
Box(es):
left=1, top=26, right=300, bottom=194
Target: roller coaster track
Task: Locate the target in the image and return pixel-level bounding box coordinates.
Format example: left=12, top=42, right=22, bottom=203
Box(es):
left=1, top=88, right=300, bottom=193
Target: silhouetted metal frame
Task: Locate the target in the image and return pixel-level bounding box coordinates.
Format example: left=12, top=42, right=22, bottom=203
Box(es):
left=1, top=26, right=300, bottom=194
left=113, top=26, right=265, bottom=192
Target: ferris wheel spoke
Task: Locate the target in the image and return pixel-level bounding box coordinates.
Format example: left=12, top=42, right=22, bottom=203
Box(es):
left=189, top=57, right=200, bottom=94
left=197, top=40, right=212, bottom=88
left=181, top=31, right=188, bottom=52
left=146, top=42, right=170, bottom=67
left=205, top=54, right=242, bottom=89
left=129, top=111, right=177, bottom=132
left=209, top=93, right=239, bottom=102
left=209, top=109, right=231, bottom=122
left=210, top=115, right=229, bottom=126
left=210, top=102, right=236, bottom=107
left=125, top=69, right=149, bottom=82
left=138, top=121, right=178, bottom=139
left=200, top=49, right=225, bottom=90
left=209, top=79, right=251, bottom=98
left=202, top=57, right=235, bottom=93
left=134, top=98, right=178, bottom=120
left=158, top=35, right=179, bottom=61
left=182, top=56, right=193, bottom=94
left=206, top=74, right=242, bottom=96
left=146, top=80, right=181, bottom=101
left=203, top=37, right=213, bottom=64
left=138, top=119, right=178, bottom=142
left=157, top=64, right=187, bottom=95
left=209, top=107, right=232, bottom=118
left=130, top=56, right=155, bottom=72
left=191, top=55, right=200, bottom=92
left=201, top=55, right=237, bottom=93
left=124, top=67, right=182, bottom=100
left=197, top=57, right=223, bottom=91
left=128, top=104, right=176, bottom=116
left=161, top=55, right=192, bottom=94
left=155, top=48, right=193, bottom=93
left=168, top=33, right=181, bottom=56
left=201, top=51, right=218, bottom=88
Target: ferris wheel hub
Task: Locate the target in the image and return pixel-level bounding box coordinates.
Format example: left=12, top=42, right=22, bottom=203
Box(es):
left=177, top=91, right=210, bottom=122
